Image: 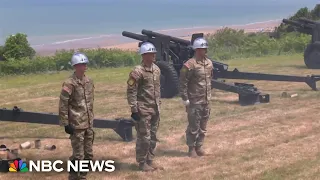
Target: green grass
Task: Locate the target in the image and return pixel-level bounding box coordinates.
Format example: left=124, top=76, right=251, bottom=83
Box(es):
left=1, top=53, right=320, bottom=179
left=0, top=67, right=133, bottom=89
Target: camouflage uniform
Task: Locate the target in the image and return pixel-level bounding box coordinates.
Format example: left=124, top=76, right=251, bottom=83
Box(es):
left=59, top=73, right=95, bottom=180
left=126, top=63, right=161, bottom=168
left=179, top=57, right=213, bottom=156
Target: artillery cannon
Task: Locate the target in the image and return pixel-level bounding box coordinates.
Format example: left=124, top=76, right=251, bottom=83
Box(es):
left=122, top=29, right=320, bottom=106
left=282, top=18, right=320, bottom=69
left=0, top=106, right=134, bottom=142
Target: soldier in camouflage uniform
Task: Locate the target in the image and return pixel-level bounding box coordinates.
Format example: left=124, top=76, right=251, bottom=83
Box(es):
left=179, top=37, right=213, bottom=157
left=127, top=42, right=162, bottom=172
left=59, top=52, right=95, bottom=180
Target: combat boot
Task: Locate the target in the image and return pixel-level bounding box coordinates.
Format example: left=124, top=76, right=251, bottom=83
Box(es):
left=147, top=160, right=164, bottom=170
left=188, top=146, right=197, bottom=157
left=195, top=146, right=205, bottom=156
left=139, top=162, right=155, bottom=172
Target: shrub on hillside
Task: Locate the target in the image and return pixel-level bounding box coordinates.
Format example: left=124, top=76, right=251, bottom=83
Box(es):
left=205, top=27, right=310, bottom=60
left=0, top=48, right=140, bottom=75
left=53, top=48, right=140, bottom=70
left=0, top=25, right=312, bottom=76
left=2, top=33, right=36, bottom=60
left=0, top=57, right=56, bottom=75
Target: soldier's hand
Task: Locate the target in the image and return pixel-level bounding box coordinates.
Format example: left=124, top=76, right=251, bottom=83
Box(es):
left=131, top=112, right=140, bottom=122
left=64, top=125, right=75, bottom=135
left=182, top=100, right=190, bottom=106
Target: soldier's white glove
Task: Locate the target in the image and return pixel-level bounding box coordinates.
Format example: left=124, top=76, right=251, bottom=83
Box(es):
left=182, top=100, right=190, bottom=106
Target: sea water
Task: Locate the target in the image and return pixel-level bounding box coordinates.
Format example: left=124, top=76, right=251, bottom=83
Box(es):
left=0, top=0, right=318, bottom=50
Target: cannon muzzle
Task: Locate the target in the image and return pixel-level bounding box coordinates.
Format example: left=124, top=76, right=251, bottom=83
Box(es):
left=122, top=31, right=149, bottom=42
left=141, top=29, right=191, bottom=45
left=282, top=19, right=302, bottom=27
left=282, top=18, right=314, bottom=29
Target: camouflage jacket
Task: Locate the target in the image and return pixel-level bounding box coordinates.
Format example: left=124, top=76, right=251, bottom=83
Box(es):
left=127, top=63, right=161, bottom=113
left=179, top=57, right=213, bottom=105
left=59, top=73, right=95, bottom=129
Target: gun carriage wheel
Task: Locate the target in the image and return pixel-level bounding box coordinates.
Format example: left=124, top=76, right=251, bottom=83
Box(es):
left=304, top=42, right=320, bottom=69
left=121, top=29, right=320, bottom=105
left=156, top=61, right=179, bottom=98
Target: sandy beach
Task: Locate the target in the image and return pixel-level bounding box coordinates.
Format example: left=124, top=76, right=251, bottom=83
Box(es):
left=34, top=19, right=282, bottom=55
left=105, top=20, right=281, bottom=51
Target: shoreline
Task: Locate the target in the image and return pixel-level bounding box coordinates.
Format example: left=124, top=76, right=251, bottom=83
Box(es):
left=105, top=20, right=281, bottom=51
left=33, top=19, right=282, bottom=56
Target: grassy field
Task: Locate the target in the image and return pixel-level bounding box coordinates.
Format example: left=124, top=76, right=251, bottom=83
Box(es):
left=1, top=53, right=320, bottom=179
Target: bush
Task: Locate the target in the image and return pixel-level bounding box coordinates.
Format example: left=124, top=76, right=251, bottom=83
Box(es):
left=2, top=33, right=36, bottom=60
left=0, top=57, right=56, bottom=75
left=0, top=29, right=312, bottom=76
left=205, top=27, right=310, bottom=60
left=0, top=48, right=141, bottom=76
left=52, top=48, right=140, bottom=70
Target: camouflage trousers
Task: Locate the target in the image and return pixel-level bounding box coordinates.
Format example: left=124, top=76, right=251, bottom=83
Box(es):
left=186, top=104, right=210, bottom=147
left=134, top=105, right=160, bottom=164
left=69, top=128, right=95, bottom=180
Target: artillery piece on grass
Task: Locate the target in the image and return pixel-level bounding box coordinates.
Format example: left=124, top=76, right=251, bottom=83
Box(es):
left=122, top=29, right=320, bottom=106
left=0, top=106, right=134, bottom=142
left=282, top=18, right=320, bottom=69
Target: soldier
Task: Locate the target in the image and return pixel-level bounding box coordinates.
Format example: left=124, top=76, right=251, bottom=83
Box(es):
left=59, top=52, right=95, bottom=180
left=179, top=37, right=213, bottom=157
left=126, top=42, right=162, bottom=172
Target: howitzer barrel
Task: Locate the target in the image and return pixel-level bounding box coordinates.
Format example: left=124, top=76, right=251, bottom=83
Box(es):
left=212, top=80, right=259, bottom=95
left=122, top=31, right=187, bottom=50
left=0, top=106, right=134, bottom=141
left=211, top=80, right=270, bottom=106
left=282, top=19, right=313, bottom=29
left=141, top=29, right=191, bottom=45
left=216, top=70, right=320, bottom=91
left=282, top=19, right=302, bottom=27
left=122, top=31, right=149, bottom=42
left=298, top=18, right=317, bottom=25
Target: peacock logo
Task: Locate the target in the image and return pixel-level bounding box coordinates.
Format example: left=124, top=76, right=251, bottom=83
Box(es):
left=9, top=159, right=29, bottom=172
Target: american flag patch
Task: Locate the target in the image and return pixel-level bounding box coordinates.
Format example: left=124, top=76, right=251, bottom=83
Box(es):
left=62, top=86, right=72, bottom=95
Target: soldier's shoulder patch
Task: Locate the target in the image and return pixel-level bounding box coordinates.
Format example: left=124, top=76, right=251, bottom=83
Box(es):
left=127, top=77, right=136, bottom=86
left=184, top=60, right=194, bottom=69
left=181, top=61, right=192, bottom=72
left=129, top=70, right=140, bottom=80
left=62, top=86, right=72, bottom=95
left=61, top=82, right=73, bottom=95
left=181, top=66, right=189, bottom=73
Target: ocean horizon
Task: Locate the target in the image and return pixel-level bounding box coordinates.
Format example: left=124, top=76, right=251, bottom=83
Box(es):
left=0, top=0, right=318, bottom=51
